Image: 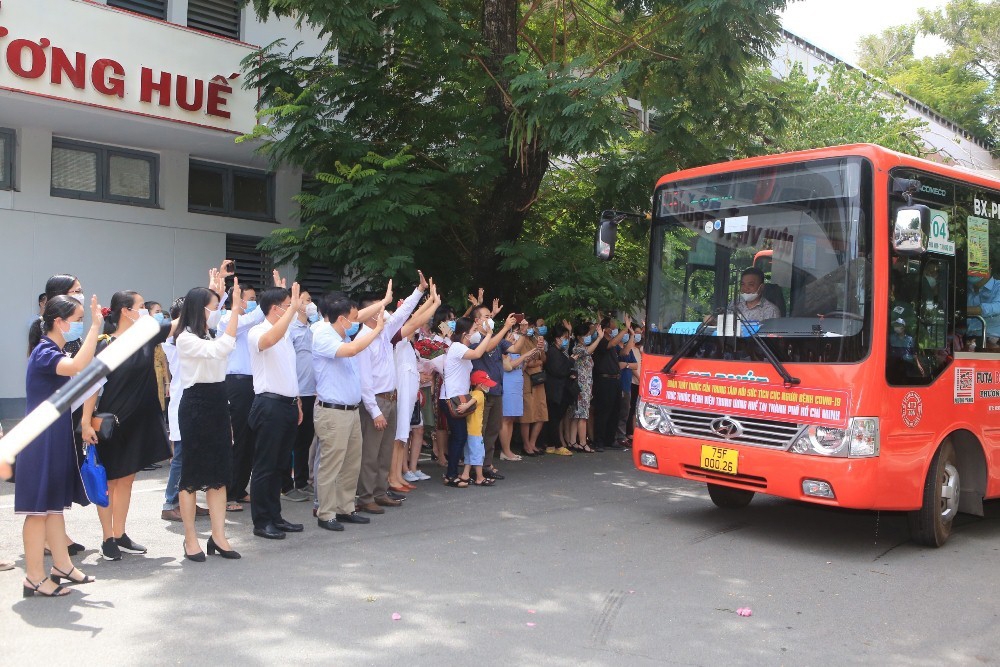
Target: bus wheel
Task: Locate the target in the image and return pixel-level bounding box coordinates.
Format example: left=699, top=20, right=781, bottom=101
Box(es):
left=908, top=440, right=960, bottom=547
left=707, top=484, right=755, bottom=509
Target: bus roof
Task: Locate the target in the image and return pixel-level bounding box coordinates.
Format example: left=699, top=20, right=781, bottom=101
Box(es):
left=654, top=144, right=1000, bottom=193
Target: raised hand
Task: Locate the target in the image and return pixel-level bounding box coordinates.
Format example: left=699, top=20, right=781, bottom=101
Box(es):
left=418, top=270, right=428, bottom=292
left=477, top=287, right=485, bottom=305
left=503, top=313, right=517, bottom=330
left=594, top=325, right=604, bottom=340
left=383, top=279, right=394, bottom=306
left=467, top=294, right=478, bottom=307
left=90, top=295, right=104, bottom=326
left=374, top=308, right=386, bottom=333
left=231, top=277, right=242, bottom=311
left=623, top=313, right=632, bottom=330
left=289, top=282, right=301, bottom=310
left=273, top=269, right=287, bottom=288
left=219, top=259, right=234, bottom=280
left=491, top=298, right=503, bottom=317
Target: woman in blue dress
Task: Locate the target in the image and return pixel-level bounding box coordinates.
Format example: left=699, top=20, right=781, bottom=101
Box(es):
left=17, top=295, right=103, bottom=597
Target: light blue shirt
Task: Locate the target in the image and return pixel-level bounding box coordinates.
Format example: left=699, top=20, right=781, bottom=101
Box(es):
left=290, top=318, right=316, bottom=396
left=311, top=320, right=361, bottom=405
left=968, top=277, right=1000, bottom=338
left=217, top=306, right=265, bottom=375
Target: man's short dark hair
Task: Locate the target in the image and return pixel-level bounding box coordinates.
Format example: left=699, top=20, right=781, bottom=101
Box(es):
left=259, top=287, right=290, bottom=316
left=741, top=267, right=766, bottom=284
left=357, top=294, right=379, bottom=310
left=37, top=293, right=46, bottom=305
left=322, top=296, right=357, bottom=322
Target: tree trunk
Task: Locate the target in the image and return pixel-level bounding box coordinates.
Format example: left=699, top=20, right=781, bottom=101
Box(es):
left=476, top=0, right=550, bottom=305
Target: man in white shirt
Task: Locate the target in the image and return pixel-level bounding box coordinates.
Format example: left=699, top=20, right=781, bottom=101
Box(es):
left=247, top=283, right=303, bottom=540
left=356, top=272, right=427, bottom=512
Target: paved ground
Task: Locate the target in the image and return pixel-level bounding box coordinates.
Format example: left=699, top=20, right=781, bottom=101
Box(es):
left=1, top=447, right=1000, bottom=665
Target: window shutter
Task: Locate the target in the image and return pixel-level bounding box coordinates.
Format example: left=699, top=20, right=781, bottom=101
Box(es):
left=107, top=0, right=167, bottom=20
left=226, top=235, right=272, bottom=292
left=188, top=0, right=241, bottom=40
left=52, top=146, right=98, bottom=194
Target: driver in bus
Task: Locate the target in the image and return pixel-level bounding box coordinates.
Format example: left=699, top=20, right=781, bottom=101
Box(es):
left=733, top=267, right=780, bottom=322
left=967, top=263, right=1000, bottom=350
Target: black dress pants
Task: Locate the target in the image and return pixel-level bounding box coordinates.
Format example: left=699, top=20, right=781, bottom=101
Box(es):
left=226, top=375, right=256, bottom=502
left=543, top=397, right=568, bottom=448
left=592, top=376, right=621, bottom=449
left=283, top=395, right=315, bottom=492
left=248, top=395, right=298, bottom=529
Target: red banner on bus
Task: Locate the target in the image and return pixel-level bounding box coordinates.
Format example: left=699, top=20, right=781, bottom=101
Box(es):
left=641, top=372, right=851, bottom=428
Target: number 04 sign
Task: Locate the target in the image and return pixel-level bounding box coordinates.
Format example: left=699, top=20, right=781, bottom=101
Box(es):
left=928, top=209, right=955, bottom=256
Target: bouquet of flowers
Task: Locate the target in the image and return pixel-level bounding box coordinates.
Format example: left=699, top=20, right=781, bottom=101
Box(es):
left=414, top=338, right=447, bottom=360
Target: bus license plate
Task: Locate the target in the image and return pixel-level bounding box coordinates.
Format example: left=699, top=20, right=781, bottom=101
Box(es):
left=701, top=445, right=738, bottom=475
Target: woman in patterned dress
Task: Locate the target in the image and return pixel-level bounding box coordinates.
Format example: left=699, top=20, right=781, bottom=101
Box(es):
left=570, top=322, right=603, bottom=452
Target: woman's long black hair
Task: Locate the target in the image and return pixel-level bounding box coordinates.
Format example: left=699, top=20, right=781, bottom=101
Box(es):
left=176, top=287, right=219, bottom=339
left=28, top=274, right=80, bottom=355
left=28, top=296, right=81, bottom=353
left=103, top=291, right=139, bottom=335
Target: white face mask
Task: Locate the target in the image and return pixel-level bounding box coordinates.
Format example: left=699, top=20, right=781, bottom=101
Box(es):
left=739, top=291, right=758, bottom=303
left=486, top=318, right=495, bottom=331
left=305, top=302, right=318, bottom=318
left=206, top=307, right=222, bottom=329
left=69, top=293, right=85, bottom=304
left=137, top=308, right=149, bottom=318
left=470, top=332, right=483, bottom=345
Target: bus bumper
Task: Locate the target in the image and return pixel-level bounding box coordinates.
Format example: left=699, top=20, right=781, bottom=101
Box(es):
left=631, top=429, right=921, bottom=511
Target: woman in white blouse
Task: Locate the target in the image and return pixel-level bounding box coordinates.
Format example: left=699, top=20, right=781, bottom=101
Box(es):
left=175, top=281, right=243, bottom=562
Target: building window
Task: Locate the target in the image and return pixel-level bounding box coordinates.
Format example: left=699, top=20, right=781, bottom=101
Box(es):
left=51, top=139, right=158, bottom=206
left=188, top=0, right=241, bottom=40
left=189, top=160, right=275, bottom=221
left=0, top=128, right=14, bottom=191
left=107, top=0, right=167, bottom=20
left=226, top=234, right=272, bottom=291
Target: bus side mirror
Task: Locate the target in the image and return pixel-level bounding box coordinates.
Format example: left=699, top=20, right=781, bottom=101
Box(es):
left=893, top=205, right=930, bottom=256
left=595, top=212, right=618, bottom=261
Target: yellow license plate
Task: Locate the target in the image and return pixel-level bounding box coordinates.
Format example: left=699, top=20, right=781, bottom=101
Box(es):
left=700, top=445, right=738, bottom=475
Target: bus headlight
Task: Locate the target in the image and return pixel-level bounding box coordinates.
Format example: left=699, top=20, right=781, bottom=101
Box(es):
left=791, top=418, right=879, bottom=458
left=637, top=400, right=673, bottom=434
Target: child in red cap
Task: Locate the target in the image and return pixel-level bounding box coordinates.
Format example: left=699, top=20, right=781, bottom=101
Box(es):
left=464, top=370, right=497, bottom=486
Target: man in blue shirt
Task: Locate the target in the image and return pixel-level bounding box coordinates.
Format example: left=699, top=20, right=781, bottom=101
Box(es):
left=967, top=266, right=1000, bottom=349
left=311, top=295, right=387, bottom=532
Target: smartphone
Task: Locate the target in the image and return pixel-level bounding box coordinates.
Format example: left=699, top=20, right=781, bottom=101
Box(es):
left=224, top=260, right=235, bottom=273
left=513, top=313, right=524, bottom=323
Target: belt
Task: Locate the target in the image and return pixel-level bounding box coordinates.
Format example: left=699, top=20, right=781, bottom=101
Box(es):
left=257, top=392, right=298, bottom=404
left=375, top=391, right=397, bottom=402
left=317, top=401, right=358, bottom=411
left=598, top=373, right=620, bottom=380
left=228, top=374, right=253, bottom=380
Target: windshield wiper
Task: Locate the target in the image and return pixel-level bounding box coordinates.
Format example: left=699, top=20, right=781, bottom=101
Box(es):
left=661, top=310, right=720, bottom=376
left=730, top=307, right=801, bottom=386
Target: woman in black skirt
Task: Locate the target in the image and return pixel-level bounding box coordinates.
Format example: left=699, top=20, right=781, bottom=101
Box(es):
left=175, top=282, right=243, bottom=561
left=82, top=291, right=173, bottom=561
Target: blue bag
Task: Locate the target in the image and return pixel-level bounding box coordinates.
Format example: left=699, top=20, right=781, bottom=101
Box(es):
left=81, top=445, right=109, bottom=507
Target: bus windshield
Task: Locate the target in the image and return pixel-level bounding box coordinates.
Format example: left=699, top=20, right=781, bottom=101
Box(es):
left=645, top=157, right=873, bottom=364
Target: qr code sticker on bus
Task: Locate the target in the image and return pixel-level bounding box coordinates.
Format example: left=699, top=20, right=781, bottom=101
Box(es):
left=955, top=368, right=975, bottom=404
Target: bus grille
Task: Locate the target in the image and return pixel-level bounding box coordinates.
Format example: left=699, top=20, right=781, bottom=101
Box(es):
left=682, top=465, right=768, bottom=489
left=667, top=409, right=802, bottom=449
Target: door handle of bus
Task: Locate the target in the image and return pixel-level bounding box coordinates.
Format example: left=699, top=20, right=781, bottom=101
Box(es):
left=974, top=315, right=987, bottom=351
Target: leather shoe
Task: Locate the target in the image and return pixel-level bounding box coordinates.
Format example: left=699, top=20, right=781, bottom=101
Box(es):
left=356, top=502, right=385, bottom=515
left=375, top=496, right=402, bottom=507
left=274, top=519, right=304, bottom=533
left=317, top=518, right=344, bottom=532
left=253, top=524, right=286, bottom=540
left=195, top=506, right=210, bottom=517
left=385, top=490, right=407, bottom=501
left=336, top=512, right=371, bottom=524
left=161, top=508, right=182, bottom=522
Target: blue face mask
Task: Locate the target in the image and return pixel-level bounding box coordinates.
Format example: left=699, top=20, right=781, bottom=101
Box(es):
left=560, top=338, right=569, bottom=350
left=538, top=326, right=548, bottom=336
left=527, top=328, right=535, bottom=337
left=621, top=334, right=630, bottom=343
left=583, top=334, right=593, bottom=345
left=152, top=312, right=166, bottom=324
left=611, top=328, right=619, bottom=336
left=308, top=313, right=320, bottom=323
left=63, top=321, right=85, bottom=342
left=345, top=322, right=360, bottom=338
left=245, top=301, right=258, bottom=313
left=447, top=320, right=456, bottom=332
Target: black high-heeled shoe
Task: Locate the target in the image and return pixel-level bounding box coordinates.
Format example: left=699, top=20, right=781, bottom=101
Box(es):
left=183, top=541, right=206, bottom=562
left=50, top=566, right=95, bottom=585
left=23, top=576, right=70, bottom=598
left=207, top=536, right=241, bottom=560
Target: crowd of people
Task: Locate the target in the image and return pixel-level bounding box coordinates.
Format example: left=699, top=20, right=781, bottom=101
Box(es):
left=0, top=263, right=644, bottom=598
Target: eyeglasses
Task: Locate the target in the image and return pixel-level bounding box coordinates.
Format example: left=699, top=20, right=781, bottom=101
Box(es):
left=274, top=304, right=290, bottom=313
left=68, top=288, right=83, bottom=294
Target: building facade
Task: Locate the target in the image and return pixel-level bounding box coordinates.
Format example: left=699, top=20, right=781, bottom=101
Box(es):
left=0, top=0, right=325, bottom=419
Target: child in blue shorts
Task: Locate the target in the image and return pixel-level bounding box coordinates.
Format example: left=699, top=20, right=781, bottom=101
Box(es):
left=463, top=371, right=496, bottom=486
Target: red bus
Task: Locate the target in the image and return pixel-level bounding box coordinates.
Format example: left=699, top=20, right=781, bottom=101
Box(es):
left=598, top=144, right=1000, bottom=546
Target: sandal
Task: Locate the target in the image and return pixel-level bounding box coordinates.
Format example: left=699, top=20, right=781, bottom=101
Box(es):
left=50, top=566, right=95, bottom=585
left=0, top=560, right=14, bottom=572
left=445, top=477, right=469, bottom=488
left=499, top=453, right=523, bottom=462
left=23, top=576, right=70, bottom=598
left=226, top=501, right=244, bottom=512
left=483, top=467, right=505, bottom=480
left=471, top=477, right=496, bottom=487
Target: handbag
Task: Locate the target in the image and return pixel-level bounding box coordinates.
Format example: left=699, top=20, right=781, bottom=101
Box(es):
left=80, top=445, right=109, bottom=507
left=409, top=399, right=422, bottom=426
left=529, top=370, right=547, bottom=386
left=76, top=413, right=118, bottom=441
left=447, top=394, right=474, bottom=418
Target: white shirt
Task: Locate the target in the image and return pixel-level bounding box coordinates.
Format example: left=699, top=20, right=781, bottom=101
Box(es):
left=443, top=342, right=473, bottom=399
left=357, top=288, right=424, bottom=418
left=162, top=338, right=182, bottom=441
left=218, top=306, right=265, bottom=375
left=248, top=319, right=299, bottom=397
left=176, top=330, right=236, bottom=389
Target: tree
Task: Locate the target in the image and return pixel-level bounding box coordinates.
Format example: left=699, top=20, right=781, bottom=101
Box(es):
left=243, top=0, right=789, bottom=309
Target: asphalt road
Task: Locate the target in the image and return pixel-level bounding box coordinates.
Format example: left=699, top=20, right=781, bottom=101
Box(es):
left=1, top=448, right=999, bottom=665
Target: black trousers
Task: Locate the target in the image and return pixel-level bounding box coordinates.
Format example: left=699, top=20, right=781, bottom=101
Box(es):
left=248, top=395, right=298, bottom=529
left=283, top=395, right=315, bottom=492
left=442, top=399, right=467, bottom=480
left=592, top=376, right=621, bottom=448
left=226, top=375, right=256, bottom=502
left=542, top=397, right=568, bottom=448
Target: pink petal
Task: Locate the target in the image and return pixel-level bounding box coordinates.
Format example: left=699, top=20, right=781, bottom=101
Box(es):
left=736, top=608, right=752, bottom=617
left=527, top=610, right=536, bottom=614
left=526, top=622, right=536, bottom=627
left=391, top=613, right=402, bottom=621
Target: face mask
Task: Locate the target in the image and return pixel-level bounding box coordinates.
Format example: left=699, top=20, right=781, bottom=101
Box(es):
left=207, top=308, right=222, bottom=329
left=560, top=338, right=569, bottom=350
left=69, top=293, right=85, bottom=304
left=345, top=321, right=360, bottom=338
left=583, top=334, right=593, bottom=345
left=486, top=318, right=495, bottom=331
left=526, top=328, right=535, bottom=337
left=137, top=308, right=149, bottom=319
left=62, top=321, right=85, bottom=342
left=634, top=334, right=642, bottom=343
left=538, top=326, right=548, bottom=336
left=611, top=328, right=619, bottom=336
left=447, top=320, right=456, bottom=332
left=245, top=300, right=258, bottom=313
left=621, top=334, right=630, bottom=343
left=739, top=291, right=758, bottom=303
left=152, top=312, right=166, bottom=324
left=470, top=332, right=483, bottom=345
left=305, top=303, right=319, bottom=322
